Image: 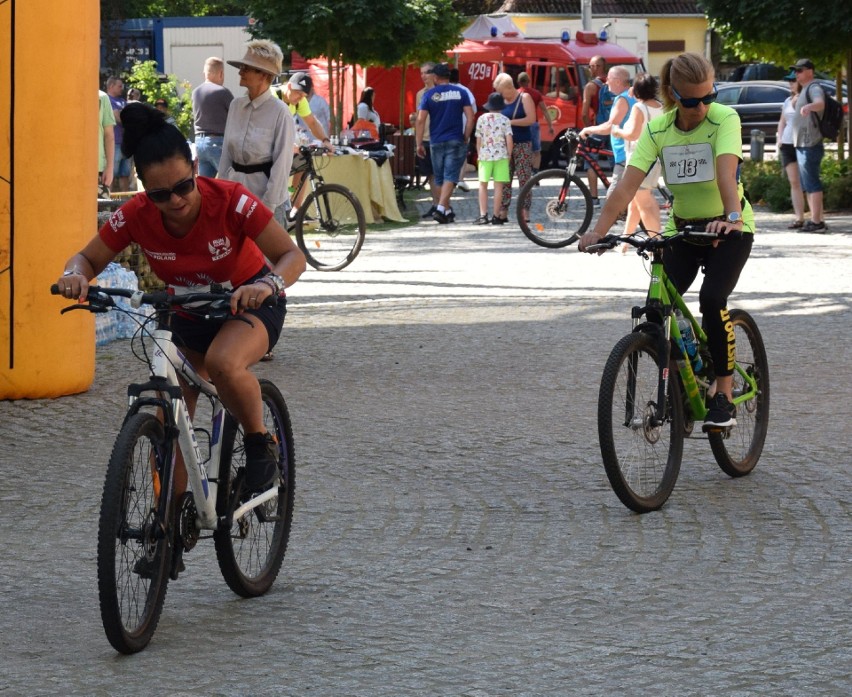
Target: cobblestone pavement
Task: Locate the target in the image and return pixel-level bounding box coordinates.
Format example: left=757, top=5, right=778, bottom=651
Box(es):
left=2, top=199, right=851, bottom=695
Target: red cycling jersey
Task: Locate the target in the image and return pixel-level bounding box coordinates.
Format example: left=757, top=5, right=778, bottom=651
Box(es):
left=99, top=177, right=273, bottom=288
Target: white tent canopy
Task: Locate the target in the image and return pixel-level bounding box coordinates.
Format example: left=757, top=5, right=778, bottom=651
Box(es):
left=462, top=14, right=525, bottom=40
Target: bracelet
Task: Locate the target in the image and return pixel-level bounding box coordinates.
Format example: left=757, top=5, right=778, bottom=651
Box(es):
left=256, top=277, right=278, bottom=295
left=63, top=268, right=82, bottom=276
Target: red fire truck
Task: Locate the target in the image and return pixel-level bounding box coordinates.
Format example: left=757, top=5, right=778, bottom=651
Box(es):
left=367, top=31, right=644, bottom=160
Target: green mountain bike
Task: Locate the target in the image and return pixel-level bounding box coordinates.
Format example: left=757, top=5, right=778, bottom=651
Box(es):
left=587, top=229, right=770, bottom=513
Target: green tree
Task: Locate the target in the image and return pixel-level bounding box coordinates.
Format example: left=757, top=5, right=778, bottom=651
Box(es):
left=246, top=0, right=465, bottom=131
left=125, top=60, right=194, bottom=138
left=697, top=0, right=852, bottom=63
left=698, top=0, right=851, bottom=156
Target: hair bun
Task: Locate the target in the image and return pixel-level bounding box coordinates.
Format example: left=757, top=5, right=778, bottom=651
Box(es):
left=120, top=101, right=168, bottom=159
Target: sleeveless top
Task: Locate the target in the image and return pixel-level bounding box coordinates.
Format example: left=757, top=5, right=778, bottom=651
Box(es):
left=501, top=94, right=532, bottom=143
left=610, top=90, right=636, bottom=164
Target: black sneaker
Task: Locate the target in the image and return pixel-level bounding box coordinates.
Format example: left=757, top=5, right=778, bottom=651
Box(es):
left=243, top=432, right=279, bottom=494
left=133, top=554, right=157, bottom=579
left=433, top=208, right=454, bottom=224
left=491, top=215, right=507, bottom=225
left=133, top=552, right=184, bottom=579
left=802, top=220, right=827, bottom=233
left=421, top=205, right=438, bottom=219
left=703, top=392, right=737, bottom=430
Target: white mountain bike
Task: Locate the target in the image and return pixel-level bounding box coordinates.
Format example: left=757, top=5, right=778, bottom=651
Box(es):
left=52, top=283, right=295, bottom=654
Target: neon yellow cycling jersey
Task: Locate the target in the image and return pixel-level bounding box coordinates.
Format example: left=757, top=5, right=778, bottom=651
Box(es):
left=630, top=102, right=754, bottom=233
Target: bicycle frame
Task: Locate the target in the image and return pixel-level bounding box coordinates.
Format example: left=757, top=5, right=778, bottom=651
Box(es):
left=291, top=147, right=326, bottom=215
left=128, top=324, right=278, bottom=531
left=567, top=139, right=612, bottom=188
left=639, top=254, right=760, bottom=425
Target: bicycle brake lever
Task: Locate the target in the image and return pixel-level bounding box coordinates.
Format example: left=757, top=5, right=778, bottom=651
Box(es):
left=59, top=303, right=87, bottom=314
left=59, top=303, right=109, bottom=314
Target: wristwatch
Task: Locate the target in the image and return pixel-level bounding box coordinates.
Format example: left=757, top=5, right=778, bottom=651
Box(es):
left=265, top=272, right=286, bottom=296
left=726, top=212, right=742, bottom=224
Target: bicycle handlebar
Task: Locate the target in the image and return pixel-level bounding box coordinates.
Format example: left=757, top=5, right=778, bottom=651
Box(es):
left=50, top=283, right=279, bottom=318
left=298, top=144, right=330, bottom=157
left=585, top=226, right=742, bottom=253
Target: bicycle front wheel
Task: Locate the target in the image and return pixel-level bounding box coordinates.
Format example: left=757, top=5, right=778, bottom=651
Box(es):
left=215, top=379, right=295, bottom=597
left=296, top=183, right=366, bottom=271
left=97, top=413, right=171, bottom=654
left=599, top=332, right=684, bottom=513
left=516, top=169, right=593, bottom=248
left=709, top=309, right=770, bottom=477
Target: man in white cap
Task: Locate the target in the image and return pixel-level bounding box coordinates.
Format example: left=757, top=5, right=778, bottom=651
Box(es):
left=278, top=72, right=334, bottom=149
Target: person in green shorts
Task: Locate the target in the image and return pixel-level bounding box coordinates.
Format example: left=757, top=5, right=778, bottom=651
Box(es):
left=474, top=93, right=514, bottom=225
left=579, top=52, right=754, bottom=430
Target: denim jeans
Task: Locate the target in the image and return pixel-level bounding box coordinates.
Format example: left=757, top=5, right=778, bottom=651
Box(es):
left=795, top=143, right=824, bottom=193
left=195, top=135, right=225, bottom=178
left=429, top=140, right=467, bottom=187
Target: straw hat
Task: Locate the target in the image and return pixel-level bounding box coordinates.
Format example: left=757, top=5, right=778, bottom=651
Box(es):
left=227, top=41, right=283, bottom=77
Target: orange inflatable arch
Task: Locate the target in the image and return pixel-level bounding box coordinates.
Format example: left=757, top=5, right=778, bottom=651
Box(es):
left=1, top=0, right=99, bottom=398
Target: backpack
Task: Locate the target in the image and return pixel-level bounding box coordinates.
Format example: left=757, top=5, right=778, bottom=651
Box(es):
left=806, top=83, right=844, bottom=141
left=594, top=77, right=614, bottom=123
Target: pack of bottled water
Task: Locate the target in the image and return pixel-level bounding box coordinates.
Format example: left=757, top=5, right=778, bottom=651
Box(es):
left=95, top=262, right=149, bottom=345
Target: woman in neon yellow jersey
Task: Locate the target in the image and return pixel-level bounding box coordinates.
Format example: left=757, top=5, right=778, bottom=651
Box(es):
left=579, top=52, right=754, bottom=430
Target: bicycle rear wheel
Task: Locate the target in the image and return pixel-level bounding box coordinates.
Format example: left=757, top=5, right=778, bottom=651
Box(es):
left=215, top=379, right=295, bottom=597
left=97, top=413, right=171, bottom=654
left=709, top=309, right=770, bottom=476
left=599, top=332, right=684, bottom=513
left=516, top=169, right=593, bottom=248
left=296, top=183, right=366, bottom=271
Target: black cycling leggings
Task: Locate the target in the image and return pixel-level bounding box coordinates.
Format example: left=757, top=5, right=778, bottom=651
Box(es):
left=662, top=235, right=753, bottom=377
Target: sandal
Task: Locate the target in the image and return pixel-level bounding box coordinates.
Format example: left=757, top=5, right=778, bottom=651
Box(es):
left=473, top=214, right=490, bottom=225
left=788, top=220, right=804, bottom=229
left=260, top=351, right=274, bottom=362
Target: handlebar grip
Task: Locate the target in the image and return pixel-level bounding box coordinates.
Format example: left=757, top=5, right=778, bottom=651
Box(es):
left=50, top=284, right=60, bottom=295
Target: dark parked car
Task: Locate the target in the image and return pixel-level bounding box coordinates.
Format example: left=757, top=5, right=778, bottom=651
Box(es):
left=716, top=80, right=848, bottom=143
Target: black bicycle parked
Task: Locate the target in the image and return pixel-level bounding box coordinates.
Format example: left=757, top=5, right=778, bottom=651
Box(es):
left=290, top=145, right=367, bottom=271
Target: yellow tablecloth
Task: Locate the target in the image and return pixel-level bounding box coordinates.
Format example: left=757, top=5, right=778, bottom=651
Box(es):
left=314, top=154, right=405, bottom=223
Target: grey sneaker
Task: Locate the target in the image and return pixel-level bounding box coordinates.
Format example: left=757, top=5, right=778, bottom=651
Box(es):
left=801, top=220, right=827, bottom=233
left=703, top=393, right=737, bottom=430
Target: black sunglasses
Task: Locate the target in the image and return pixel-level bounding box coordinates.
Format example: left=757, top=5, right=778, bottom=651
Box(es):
left=146, top=176, right=196, bottom=203
left=671, top=85, right=718, bottom=108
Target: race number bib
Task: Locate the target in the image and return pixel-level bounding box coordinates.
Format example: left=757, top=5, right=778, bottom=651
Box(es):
left=661, top=143, right=715, bottom=185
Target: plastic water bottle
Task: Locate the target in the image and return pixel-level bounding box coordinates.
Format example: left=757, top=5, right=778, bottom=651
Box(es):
left=677, top=315, right=703, bottom=374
